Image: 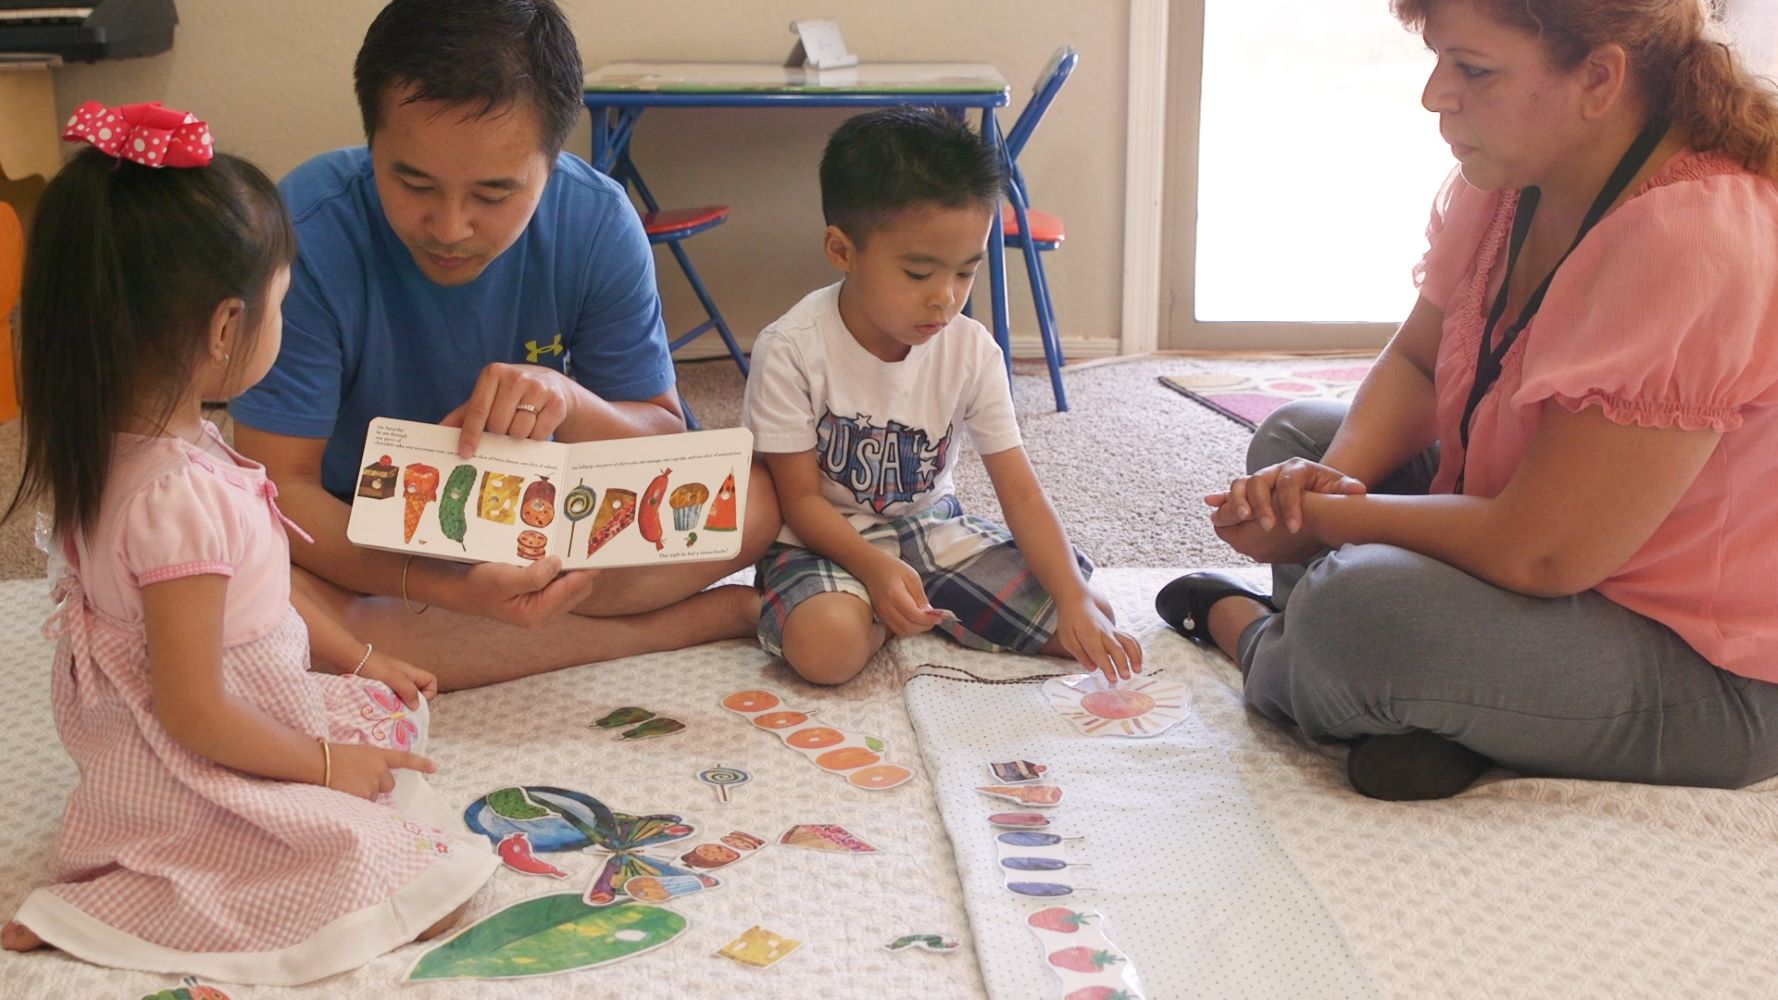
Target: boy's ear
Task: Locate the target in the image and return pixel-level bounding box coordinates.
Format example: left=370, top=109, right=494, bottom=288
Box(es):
left=207, top=297, right=247, bottom=365
left=823, top=225, right=858, bottom=274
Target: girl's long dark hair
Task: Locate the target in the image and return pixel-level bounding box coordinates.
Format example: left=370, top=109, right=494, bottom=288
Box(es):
left=4, top=146, right=295, bottom=539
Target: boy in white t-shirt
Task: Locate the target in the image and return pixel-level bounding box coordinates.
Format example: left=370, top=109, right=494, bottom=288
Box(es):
left=741, top=108, right=1142, bottom=686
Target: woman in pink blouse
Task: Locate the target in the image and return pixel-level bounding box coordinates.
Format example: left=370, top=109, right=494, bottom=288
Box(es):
left=1157, top=0, right=1778, bottom=800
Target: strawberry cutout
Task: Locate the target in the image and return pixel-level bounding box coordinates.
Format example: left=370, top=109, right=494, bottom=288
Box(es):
left=1025, top=907, right=1146, bottom=998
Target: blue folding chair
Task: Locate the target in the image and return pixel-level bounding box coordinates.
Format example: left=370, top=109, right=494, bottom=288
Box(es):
left=611, top=156, right=749, bottom=429
left=995, top=46, right=1078, bottom=412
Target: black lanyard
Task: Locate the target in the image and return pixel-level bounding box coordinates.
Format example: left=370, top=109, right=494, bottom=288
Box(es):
left=1454, top=120, right=1668, bottom=494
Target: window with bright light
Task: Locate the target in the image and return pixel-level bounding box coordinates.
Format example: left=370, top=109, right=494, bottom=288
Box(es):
left=1195, top=0, right=1455, bottom=323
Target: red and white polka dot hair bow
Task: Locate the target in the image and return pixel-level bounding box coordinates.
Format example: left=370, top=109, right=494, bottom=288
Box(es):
left=61, top=100, right=214, bottom=168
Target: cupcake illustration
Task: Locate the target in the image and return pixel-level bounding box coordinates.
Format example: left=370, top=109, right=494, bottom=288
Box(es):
left=669, top=482, right=710, bottom=532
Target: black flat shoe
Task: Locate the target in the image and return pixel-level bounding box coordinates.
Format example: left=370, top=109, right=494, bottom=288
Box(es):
left=1346, top=731, right=1493, bottom=801
left=1154, top=571, right=1278, bottom=645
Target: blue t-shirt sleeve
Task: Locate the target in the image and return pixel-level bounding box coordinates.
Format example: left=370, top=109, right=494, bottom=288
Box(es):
left=564, top=182, right=676, bottom=403
left=229, top=242, right=345, bottom=439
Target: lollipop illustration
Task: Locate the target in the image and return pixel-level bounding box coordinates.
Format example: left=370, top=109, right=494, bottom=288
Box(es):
left=563, top=479, right=596, bottom=553
left=698, top=765, right=751, bottom=804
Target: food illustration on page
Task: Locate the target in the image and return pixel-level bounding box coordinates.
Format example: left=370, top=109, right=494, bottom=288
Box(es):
left=347, top=417, right=750, bottom=569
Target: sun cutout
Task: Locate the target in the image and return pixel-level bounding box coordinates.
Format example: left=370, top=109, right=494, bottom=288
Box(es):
left=1042, top=673, right=1189, bottom=738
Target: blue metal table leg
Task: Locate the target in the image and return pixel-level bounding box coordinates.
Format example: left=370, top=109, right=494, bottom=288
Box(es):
left=982, top=108, right=1011, bottom=383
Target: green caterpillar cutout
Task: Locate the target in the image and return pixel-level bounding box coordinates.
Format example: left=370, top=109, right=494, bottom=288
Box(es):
left=440, top=464, right=476, bottom=549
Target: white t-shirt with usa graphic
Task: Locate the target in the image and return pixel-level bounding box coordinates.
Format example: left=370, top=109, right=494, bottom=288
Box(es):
left=743, top=282, right=1022, bottom=545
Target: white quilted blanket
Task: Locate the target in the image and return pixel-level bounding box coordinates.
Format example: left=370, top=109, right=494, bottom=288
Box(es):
left=4, top=570, right=1778, bottom=998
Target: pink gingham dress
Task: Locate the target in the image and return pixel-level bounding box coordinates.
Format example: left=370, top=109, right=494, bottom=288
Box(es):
left=13, top=425, right=496, bottom=986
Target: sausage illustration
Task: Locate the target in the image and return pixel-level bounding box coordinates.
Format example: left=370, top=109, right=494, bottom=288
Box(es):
left=638, top=467, right=671, bottom=552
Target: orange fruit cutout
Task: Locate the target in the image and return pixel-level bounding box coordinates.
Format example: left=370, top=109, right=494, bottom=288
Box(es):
left=723, top=690, right=780, bottom=713
left=753, top=711, right=810, bottom=730
left=814, top=747, right=880, bottom=771
left=786, top=726, right=844, bottom=749
left=847, top=764, right=912, bottom=789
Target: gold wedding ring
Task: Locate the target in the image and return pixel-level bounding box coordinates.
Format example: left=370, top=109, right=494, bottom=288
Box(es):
left=515, top=402, right=540, bottom=413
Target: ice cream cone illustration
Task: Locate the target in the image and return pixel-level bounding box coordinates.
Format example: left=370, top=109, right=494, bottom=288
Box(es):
left=401, top=464, right=441, bottom=543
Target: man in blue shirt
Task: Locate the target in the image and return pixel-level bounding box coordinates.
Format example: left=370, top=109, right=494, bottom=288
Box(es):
left=233, top=0, right=776, bottom=689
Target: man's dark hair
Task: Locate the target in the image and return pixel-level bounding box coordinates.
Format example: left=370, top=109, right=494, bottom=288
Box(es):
left=354, top=0, right=584, bottom=156
left=819, top=107, right=1004, bottom=244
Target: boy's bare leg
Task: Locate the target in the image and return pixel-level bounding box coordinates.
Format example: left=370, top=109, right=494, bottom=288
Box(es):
left=2, top=921, right=44, bottom=952
left=293, top=463, right=780, bottom=691
left=296, top=569, right=763, bottom=691
left=779, top=593, right=885, bottom=686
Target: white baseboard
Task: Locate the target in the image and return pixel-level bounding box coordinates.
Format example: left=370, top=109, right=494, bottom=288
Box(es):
left=671, top=334, right=1123, bottom=365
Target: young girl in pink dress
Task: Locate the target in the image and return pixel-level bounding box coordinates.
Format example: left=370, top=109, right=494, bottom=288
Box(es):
left=0, top=102, right=497, bottom=985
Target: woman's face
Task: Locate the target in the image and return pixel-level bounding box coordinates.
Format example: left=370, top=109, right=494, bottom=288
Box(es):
left=1420, top=0, right=1590, bottom=191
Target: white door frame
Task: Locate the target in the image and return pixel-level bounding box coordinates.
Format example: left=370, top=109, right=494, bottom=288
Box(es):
left=1135, top=0, right=1398, bottom=352
left=1120, top=0, right=1169, bottom=354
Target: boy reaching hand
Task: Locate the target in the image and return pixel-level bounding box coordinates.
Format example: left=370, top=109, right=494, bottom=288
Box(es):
left=742, top=108, right=1141, bottom=686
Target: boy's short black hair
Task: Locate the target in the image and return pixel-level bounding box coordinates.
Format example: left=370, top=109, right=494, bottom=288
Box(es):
left=820, top=108, right=1004, bottom=244
left=354, top=0, right=584, bottom=156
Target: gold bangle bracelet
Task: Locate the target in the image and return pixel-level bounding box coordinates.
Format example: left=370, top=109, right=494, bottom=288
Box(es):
left=318, top=737, right=332, bottom=789
left=402, top=555, right=430, bottom=615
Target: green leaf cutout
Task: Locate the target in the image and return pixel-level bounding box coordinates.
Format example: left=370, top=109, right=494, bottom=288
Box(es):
left=864, top=736, right=886, bottom=752
left=408, top=897, right=687, bottom=981
left=486, top=786, right=551, bottom=821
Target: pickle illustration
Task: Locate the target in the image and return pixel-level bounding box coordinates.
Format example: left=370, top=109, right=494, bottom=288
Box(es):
left=440, top=464, right=476, bottom=549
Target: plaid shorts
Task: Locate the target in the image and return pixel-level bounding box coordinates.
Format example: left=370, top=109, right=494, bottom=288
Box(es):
left=755, top=495, right=1094, bottom=657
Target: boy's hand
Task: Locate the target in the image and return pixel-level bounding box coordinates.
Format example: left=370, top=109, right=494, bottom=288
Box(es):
left=326, top=742, right=436, bottom=800
left=356, top=648, right=437, bottom=709
left=1054, top=600, right=1143, bottom=684
left=861, top=557, right=946, bottom=637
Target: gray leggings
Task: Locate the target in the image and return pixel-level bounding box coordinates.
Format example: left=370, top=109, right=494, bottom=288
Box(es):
left=1239, top=399, right=1778, bottom=789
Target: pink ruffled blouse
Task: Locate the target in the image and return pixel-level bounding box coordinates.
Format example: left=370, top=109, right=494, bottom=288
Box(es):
left=1415, top=151, right=1778, bottom=681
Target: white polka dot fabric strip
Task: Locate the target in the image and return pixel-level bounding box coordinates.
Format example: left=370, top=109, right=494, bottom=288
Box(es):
left=904, top=671, right=1377, bottom=999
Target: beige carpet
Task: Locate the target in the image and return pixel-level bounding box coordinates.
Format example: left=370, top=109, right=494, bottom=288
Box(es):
left=0, top=355, right=1257, bottom=581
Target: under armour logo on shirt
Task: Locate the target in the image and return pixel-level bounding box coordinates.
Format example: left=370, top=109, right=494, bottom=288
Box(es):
left=526, top=333, right=564, bottom=363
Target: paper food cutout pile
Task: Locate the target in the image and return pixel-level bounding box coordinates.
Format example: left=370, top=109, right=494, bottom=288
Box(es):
left=464, top=786, right=723, bottom=908
left=722, top=689, right=912, bottom=791
left=972, top=762, right=1091, bottom=897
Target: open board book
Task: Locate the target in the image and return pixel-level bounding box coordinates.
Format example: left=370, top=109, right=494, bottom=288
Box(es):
left=346, top=417, right=751, bottom=569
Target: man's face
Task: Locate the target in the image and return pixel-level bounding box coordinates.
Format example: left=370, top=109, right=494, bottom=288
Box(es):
left=369, top=86, right=553, bottom=286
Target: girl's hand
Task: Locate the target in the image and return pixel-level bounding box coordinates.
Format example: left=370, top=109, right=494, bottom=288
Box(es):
left=861, top=556, right=945, bottom=637
left=1205, top=459, right=1365, bottom=534
left=327, top=742, right=436, bottom=800
left=1054, top=601, right=1143, bottom=684
left=356, top=648, right=437, bottom=708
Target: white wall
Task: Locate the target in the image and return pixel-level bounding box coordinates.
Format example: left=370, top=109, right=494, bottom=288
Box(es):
left=49, top=1, right=1131, bottom=360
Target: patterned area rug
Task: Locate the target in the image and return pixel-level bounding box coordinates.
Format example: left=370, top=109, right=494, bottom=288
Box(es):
left=1159, top=355, right=1376, bottom=431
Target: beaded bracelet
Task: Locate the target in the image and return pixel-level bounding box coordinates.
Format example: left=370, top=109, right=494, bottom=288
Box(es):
left=351, top=642, right=374, bottom=676
left=402, top=555, right=430, bottom=615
